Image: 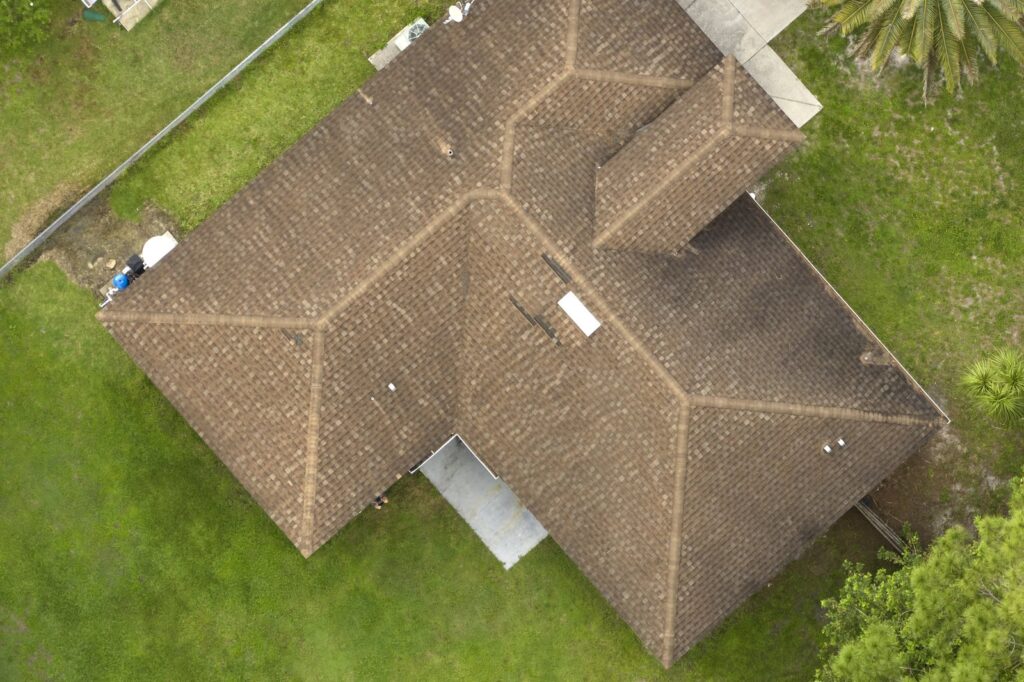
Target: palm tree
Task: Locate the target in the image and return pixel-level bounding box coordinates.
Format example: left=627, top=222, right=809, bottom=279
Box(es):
left=818, top=0, right=1024, bottom=98
left=963, top=348, right=1024, bottom=427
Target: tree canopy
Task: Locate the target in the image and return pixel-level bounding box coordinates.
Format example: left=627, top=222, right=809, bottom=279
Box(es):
left=817, top=477, right=1024, bottom=680
left=1, top=0, right=52, bottom=57
left=817, top=0, right=1024, bottom=98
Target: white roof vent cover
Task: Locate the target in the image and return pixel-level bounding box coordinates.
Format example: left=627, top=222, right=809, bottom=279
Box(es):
left=558, top=292, right=601, bottom=337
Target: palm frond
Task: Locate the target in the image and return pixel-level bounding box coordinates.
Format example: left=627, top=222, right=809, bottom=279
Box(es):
left=854, top=16, right=888, bottom=57
left=870, top=1, right=911, bottom=69
left=901, top=10, right=919, bottom=54
left=901, top=0, right=926, bottom=19
left=964, top=1, right=1001, bottom=63
left=935, top=0, right=963, bottom=91
left=960, top=32, right=981, bottom=84
left=941, top=0, right=966, bottom=39
left=834, top=0, right=899, bottom=33
left=911, top=0, right=939, bottom=63
left=989, top=0, right=1024, bottom=21
left=982, top=4, right=1024, bottom=64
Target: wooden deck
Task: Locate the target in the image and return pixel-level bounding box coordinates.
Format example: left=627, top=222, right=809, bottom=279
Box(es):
left=100, top=0, right=162, bottom=31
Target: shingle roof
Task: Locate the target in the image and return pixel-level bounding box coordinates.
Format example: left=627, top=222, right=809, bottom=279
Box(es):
left=595, top=55, right=804, bottom=254
left=98, top=0, right=945, bottom=667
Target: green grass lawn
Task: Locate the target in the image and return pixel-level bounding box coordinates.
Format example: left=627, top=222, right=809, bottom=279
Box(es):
left=3, top=1, right=1023, bottom=679
left=0, top=0, right=442, bottom=252
left=0, top=263, right=882, bottom=680
left=107, top=0, right=448, bottom=229
left=766, top=14, right=1024, bottom=516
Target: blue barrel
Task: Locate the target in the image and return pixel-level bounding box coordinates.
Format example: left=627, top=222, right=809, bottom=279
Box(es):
left=112, top=273, right=130, bottom=290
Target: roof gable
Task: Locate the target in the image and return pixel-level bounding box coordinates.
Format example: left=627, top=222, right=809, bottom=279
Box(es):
left=594, top=56, right=804, bottom=255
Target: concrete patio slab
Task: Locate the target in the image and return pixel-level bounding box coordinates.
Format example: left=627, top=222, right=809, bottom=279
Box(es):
left=729, top=0, right=808, bottom=42
left=686, top=0, right=765, bottom=62
left=419, top=437, right=548, bottom=569
left=369, top=43, right=401, bottom=71
left=743, top=46, right=823, bottom=128
left=679, top=0, right=821, bottom=127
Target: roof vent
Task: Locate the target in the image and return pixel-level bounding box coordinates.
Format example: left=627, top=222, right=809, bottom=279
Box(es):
left=823, top=438, right=848, bottom=455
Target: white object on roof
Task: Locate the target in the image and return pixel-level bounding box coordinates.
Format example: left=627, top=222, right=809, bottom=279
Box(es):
left=141, top=231, right=178, bottom=269
left=558, top=292, right=601, bottom=337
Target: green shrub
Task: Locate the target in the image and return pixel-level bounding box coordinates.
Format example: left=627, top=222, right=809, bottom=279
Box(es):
left=964, top=348, right=1024, bottom=427
left=0, top=0, right=52, bottom=56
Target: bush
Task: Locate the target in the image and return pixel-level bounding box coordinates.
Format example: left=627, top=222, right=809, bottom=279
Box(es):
left=964, top=348, right=1024, bottom=427
left=0, top=0, right=52, bottom=56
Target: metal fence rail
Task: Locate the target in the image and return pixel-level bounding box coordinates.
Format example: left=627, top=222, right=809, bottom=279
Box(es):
left=0, top=0, right=330, bottom=280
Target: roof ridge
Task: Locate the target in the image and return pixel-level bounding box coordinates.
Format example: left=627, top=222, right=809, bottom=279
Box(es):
left=661, top=399, right=691, bottom=666
left=573, top=68, right=692, bottom=90
left=501, top=71, right=572, bottom=189
left=593, top=127, right=731, bottom=248
left=721, top=54, right=736, bottom=125
left=565, top=0, right=580, bottom=68
left=316, top=188, right=503, bottom=328
left=298, top=328, right=326, bottom=556
left=688, top=394, right=943, bottom=426
left=733, top=124, right=805, bottom=143
left=97, top=310, right=315, bottom=329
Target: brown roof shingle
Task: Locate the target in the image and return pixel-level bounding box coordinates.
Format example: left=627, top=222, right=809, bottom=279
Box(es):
left=594, top=56, right=804, bottom=254
left=98, top=0, right=945, bottom=667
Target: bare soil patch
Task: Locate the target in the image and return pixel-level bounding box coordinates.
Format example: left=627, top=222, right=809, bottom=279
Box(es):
left=36, top=195, right=181, bottom=293
left=5, top=181, right=82, bottom=260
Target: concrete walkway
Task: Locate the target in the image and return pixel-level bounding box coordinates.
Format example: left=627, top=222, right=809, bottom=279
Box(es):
left=419, top=437, right=548, bottom=569
left=680, top=0, right=822, bottom=127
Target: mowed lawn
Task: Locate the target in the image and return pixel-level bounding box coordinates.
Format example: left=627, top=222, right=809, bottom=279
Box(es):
left=0, top=0, right=446, bottom=251
left=0, top=264, right=881, bottom=680
left=2, top=2, right=1024, bottom=680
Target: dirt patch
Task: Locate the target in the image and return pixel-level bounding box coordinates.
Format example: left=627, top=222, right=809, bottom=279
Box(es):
left=5, top=181, right=83, bottom=260
left=868, top=424, right=974, bottom=544
left=34, top=194, right=182, bottom=293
